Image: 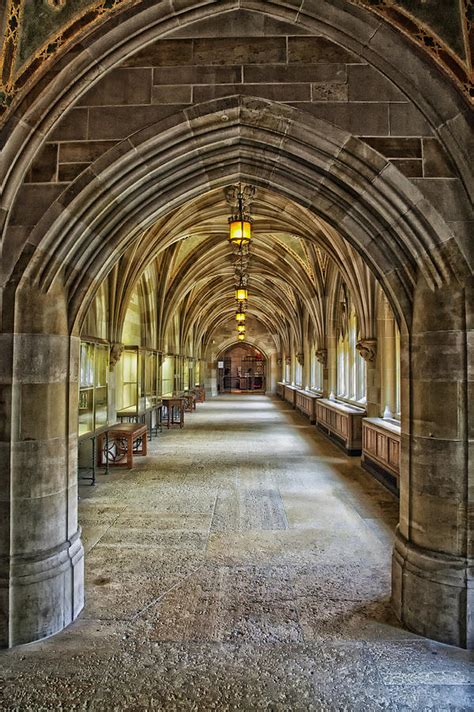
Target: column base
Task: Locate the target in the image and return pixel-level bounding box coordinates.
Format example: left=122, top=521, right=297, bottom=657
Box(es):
left=1, top=529, right=84, bottom=648
left=392, top=528, right=473, bottom=649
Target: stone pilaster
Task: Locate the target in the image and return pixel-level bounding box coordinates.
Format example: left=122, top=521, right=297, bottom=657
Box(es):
left=0, top=284, right=84, bottom=647
left=392, top=278, right=473, bottom=649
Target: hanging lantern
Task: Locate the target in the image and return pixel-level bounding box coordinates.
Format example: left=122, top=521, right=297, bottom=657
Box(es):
left=238, top=334, right=245, bottom=341
left=237, top=324, right=246, bottom=333
left=228, top=190, right=252, bottom=247
left=236, top=310, right=246, bottom=323
left=235, top=287, right=248, bottom=302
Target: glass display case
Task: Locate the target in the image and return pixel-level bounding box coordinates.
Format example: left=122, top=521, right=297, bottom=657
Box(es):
left=161, top=354, right=174, bottom=397
left=116, top=346, right=141, bottom=416
left=143, top=349, right=158, bottom=409
left=117, top=346, right=160, bottom=417
left=78, top=340, right=110, bottom=437
left=183, top=358, right=190, bottom=391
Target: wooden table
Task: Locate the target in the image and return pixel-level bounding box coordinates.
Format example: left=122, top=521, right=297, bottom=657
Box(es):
left=183, top=392, right=196, bottom=412
left=97, top=422, right=148, bottom=469
left=162, top=397, right=185, bottom=428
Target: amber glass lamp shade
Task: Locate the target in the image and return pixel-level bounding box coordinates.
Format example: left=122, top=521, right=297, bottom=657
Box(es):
left=237, top=324, right=246, bottom=333
left=235, top=288, right=248, bottom=302
left=228, top=218, right=252, bottom=247
left=238, top=334, right=245, bottom=341
left=236, top=311, right=246, bottom=323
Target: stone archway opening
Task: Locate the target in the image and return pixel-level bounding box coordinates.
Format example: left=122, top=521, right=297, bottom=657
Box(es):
left=0, top=91, right=471, bottom=650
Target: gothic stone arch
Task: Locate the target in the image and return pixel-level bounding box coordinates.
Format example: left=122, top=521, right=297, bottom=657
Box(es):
left=0, top=5, right=472, bottom=651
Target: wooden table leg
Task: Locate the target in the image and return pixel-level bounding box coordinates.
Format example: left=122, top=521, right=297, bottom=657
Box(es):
left=127, top=433, right=133, bottom=469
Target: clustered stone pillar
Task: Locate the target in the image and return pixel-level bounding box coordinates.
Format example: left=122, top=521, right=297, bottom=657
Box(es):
left=0, top=282, right=84, bottom=647
left=392, top=277, right=473, bottom=649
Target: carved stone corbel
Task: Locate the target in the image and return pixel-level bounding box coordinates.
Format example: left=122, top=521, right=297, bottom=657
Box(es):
left=109, top=342, right=124, bottom=369
left=285, top=356, right=291, bottom=366
left=315, top=349, right=327, bottom=367
left=296, top=352, right=304, bottom=366
left=356, top=339, right=377, bottom=362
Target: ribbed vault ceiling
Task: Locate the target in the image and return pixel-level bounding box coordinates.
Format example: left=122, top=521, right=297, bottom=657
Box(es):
left=111, top=185, right=376, bottom=355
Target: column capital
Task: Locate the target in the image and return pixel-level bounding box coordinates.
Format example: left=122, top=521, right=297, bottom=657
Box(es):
left=356, top=338, right=377, bottom=362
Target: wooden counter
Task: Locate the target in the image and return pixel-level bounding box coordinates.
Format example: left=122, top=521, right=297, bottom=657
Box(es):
left=316, top=398, right=366, bottom=454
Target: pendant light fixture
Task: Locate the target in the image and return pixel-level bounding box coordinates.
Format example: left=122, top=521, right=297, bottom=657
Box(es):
left=228, top=186, right=252, bottom=247
left=237, top=324, right=246, bottom=333
left=238, top=333, right=245, bottom=341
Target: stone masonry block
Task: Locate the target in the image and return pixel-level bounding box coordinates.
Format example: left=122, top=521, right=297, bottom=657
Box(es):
left=77, top=68, right=152, bottom=107
left=25, top=143, right=58, bottom=184
left=121, top=39, right=193, bottom=67
left=87, top=105, right=187, bottom=140
left=193, top=83, right=311, bottom=103
left=153, top=65, right=242, bottom=85
left=244, top=64, right=347, bottom=84
left=193, top=37, right=286, bottom=65
left=288, top=36, right=360, bottom=64
left=422, top=138, right=456, bottom=178
left=152, top=85, right=193, bottom=104
left=348, top=65, right=405, bottom=102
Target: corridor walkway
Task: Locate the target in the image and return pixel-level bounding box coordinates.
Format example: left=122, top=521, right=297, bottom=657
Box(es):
left=1, top=396, right=472, bottom=710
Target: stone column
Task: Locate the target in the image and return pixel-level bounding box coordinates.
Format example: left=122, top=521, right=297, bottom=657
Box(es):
left=356, top=339, right=379, bottom=417
left=0, top=283, right=84, bottom=647
left=326, top=318, right=338, bottom=399
left=392, top=278, right=473, bottom=649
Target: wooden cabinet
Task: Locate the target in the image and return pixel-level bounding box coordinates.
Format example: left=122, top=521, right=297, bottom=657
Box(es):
left=316, top=399, right=366, bottom=454
left=362, top=418, right=401, bottom=492
left=295, top=390, right=321, bottom=423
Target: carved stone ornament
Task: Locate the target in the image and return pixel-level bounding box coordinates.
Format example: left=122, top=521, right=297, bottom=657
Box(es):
left=277, top=357, right=282, bottom=367
left=296, top=352, right=304, bottom=366
left=315, top=348, right=327, bottom=366
left=356, top=339, right=377, bottom=362
left=285, top=357, right=291, bottom=366
left=224, top=183, right=256, bottom=214
left=109, top=342, right=124, bottom=369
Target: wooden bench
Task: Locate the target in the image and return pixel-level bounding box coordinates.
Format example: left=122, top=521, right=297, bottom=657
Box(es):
left=97, top=422, right=148, bottom=469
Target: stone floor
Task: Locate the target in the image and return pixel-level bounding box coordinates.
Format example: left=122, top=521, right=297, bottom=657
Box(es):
left=1, top=395, right=473, bottom=711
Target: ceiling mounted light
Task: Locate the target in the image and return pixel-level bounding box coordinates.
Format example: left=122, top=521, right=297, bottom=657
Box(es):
left=228, top=188, right=252, bottom=247
left=237, top=324, right=246, bottom=333
left=238, top=334, right=245, bottom=341
left=236, top=309, right=246, bottom=323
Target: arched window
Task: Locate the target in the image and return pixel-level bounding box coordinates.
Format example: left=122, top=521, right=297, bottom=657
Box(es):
left=336, top=301, right=366, bottom=404
left=311, top=351, right=323, bottom=391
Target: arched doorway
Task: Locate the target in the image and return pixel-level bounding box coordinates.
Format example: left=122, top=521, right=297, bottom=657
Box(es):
left=0, top=3, right=471, bottom=650
left=218, top=344, right=266, bottom=394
